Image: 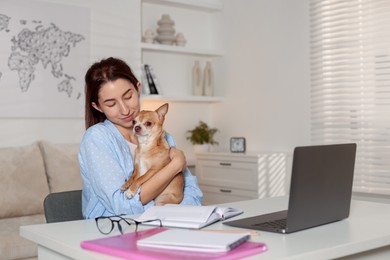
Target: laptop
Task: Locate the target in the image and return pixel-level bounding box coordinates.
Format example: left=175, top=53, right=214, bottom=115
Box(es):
left=223, top=143, right=357, bottom=234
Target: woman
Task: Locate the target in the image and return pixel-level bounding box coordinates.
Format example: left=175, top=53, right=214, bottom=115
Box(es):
left=78, top=57, right=203, bottom=219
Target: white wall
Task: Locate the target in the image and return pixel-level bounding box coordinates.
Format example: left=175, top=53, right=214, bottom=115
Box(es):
left=0, top=0, right=310, bottom=159
left=212, top=0, right=310, bottom=153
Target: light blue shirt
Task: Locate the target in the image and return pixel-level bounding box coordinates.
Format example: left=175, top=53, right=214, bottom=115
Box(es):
left=79, top=119, right=203, bottom=219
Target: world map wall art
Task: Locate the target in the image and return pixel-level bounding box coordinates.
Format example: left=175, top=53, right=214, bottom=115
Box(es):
left=0, top=0, right=90, bottom=118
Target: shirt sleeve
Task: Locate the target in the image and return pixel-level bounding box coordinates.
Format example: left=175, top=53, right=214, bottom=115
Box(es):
left=79, top=127, right=146, bottom=218
left=165, top=133, right=203, bottom=206
left=181, top=168, right=203, bottom=205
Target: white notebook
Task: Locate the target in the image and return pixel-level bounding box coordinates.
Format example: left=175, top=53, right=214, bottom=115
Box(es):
left=137, top=229, right=250, bottom=253
left=136, top=204, right=243, bottom=229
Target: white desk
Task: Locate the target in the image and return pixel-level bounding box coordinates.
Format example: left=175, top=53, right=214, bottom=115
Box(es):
left=20, top=197, right=390, bottom=259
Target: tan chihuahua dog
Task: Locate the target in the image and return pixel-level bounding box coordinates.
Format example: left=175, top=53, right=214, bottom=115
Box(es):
left=121, top=103, right=184, bottom=206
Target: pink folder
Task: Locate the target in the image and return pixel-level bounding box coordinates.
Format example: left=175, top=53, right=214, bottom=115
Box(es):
left=80, top=228, right=267, bottom=260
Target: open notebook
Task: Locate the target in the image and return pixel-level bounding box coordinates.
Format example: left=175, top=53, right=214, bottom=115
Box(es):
left=136, top=204, right=243, bottom=229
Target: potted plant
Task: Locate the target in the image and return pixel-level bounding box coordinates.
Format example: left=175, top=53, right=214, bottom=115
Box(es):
left=186, top=121, right=219, bottom=153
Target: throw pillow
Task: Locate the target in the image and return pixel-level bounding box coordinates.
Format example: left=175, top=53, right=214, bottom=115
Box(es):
left=39, top=141, right=82, bottom=193
left=0, top=142, right=49, bottom=218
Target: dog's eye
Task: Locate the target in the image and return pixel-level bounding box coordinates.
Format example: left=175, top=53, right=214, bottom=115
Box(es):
left=132, top=120, right=136, bottom=125
left=145, top=121, right=152, bottom=127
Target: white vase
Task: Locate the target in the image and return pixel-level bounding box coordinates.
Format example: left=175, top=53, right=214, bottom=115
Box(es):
left=192, top=61, right=203, bottom=96
left=193, top=144, right=210, bottom=153
left=203, top=61, right=214, bottom=96
left=143, top=29, right=156, bottom=43
left=175, top=32, right=187, bottom=46
left=155, top=14, right=176, bottom=45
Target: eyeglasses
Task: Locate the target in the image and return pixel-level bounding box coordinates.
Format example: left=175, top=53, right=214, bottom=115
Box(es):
left=95, top=216, right=162, bottom=235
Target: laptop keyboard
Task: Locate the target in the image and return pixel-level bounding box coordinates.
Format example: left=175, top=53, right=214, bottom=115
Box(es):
left=253, top=218, right=287, bottom=229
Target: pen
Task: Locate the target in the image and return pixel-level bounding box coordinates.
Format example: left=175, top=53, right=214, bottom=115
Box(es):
left=194, top=229, right=259, bottom=237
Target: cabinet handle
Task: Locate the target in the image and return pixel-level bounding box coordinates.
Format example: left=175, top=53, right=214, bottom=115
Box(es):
left=219, top=189, right=232, bottom=193
left=219, top=162, right=232, bottom=166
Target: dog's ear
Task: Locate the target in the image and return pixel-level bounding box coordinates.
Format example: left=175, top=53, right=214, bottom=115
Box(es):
left=156, top=103, right=169, bottom=120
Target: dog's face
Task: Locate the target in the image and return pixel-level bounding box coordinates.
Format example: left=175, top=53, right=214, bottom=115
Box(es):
left=132, top=103, right=169, bottom=141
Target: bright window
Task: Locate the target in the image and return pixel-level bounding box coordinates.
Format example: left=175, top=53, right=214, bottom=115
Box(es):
left=310, top=0, right=390, bottom=196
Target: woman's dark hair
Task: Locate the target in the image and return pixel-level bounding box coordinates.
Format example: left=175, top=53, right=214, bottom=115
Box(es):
left=84, top=57, right=139, bottom=129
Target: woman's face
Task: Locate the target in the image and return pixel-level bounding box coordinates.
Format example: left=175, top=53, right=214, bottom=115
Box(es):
left=92, top=78, right=141, bottom=135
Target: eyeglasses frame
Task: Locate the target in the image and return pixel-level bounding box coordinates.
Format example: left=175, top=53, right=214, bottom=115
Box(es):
left=95, top=215, right=162, bottom=235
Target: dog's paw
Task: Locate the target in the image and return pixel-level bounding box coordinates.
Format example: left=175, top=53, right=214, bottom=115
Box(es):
left=125, top=189, right=135, bottom=199
left=120, top=184, right=128, bottom=192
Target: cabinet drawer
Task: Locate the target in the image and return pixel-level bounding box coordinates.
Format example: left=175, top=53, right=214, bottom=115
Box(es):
left=200, top=185, right=257, bottom=205
left=196, top=160, right=258, bottom=190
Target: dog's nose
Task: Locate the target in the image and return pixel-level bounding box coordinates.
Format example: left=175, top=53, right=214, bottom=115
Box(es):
left=134, top=125, right=141, bottom=133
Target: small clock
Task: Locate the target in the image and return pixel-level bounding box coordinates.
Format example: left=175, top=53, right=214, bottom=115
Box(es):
left=230, top=137, right=246, bottom=153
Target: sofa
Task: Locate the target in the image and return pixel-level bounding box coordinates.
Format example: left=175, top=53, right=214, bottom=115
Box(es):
left=0, top=141, right=82, bottom=260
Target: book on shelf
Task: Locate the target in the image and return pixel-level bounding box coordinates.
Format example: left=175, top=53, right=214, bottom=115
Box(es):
left=137, top=229, right=250, bottom=253
left=141, top=64, right=162, bottom=95
left=80, top=227, right=268, bottom=260
left=135, top=204, right=243, bottom=229
left=140, top=64, right=149, bottom=95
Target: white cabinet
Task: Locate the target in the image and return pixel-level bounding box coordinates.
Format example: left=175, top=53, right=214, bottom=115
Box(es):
left=196, top=152, right=291, bottom=205
left=140, top=0, right=224, bottom=102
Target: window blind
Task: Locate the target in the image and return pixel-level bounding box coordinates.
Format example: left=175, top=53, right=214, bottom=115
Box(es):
left=310, top=0, right=390, bottom=196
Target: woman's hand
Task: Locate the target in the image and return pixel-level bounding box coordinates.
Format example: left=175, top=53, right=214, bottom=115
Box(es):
left=169, top=147, right=187, bottom=174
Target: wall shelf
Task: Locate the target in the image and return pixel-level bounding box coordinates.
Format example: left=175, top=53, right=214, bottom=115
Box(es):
left=141, top=94, right=224, bottom=103
left=142, top=0, right=223, bottom=12
left=141, top=0, right=224, bottom=103
left=141, top=43, right=224, bottom=57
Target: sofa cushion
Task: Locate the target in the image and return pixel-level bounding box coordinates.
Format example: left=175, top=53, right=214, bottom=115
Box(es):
left=0, top=214, right=45, bottom=259
left=39, top=141, right=82, bottom=193
left=0, top=142, right=49, bottom=218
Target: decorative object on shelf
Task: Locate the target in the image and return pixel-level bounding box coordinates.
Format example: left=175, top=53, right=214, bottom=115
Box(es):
left=141, top=64, right=161, bottom=95
left=187, top=121, right=219, bottom=153
left=155, top=14, right=176, bottom=45
left=175, top=32, right=186, bottom=46
left=143, top=29, right=156, bottom=43
left=230, top=137, right=246, bottom=153
left=203, top=61, right=214, bottom=96
left=192, top=60, right=202, bottom=96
